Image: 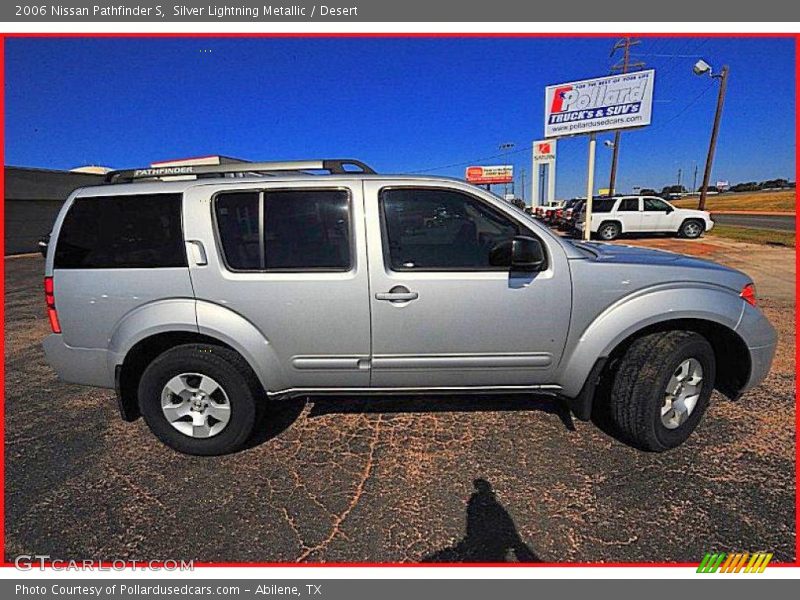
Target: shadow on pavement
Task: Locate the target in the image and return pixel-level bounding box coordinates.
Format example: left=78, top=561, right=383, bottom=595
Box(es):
left=308, top=393, right=576, bottom=431
left=243, top=393, right=576, bottom=451
left=423, top=478, right=540, bottom=563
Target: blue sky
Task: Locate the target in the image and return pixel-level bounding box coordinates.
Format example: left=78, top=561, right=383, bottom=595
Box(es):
left=4, top=36, right=795, bottom=198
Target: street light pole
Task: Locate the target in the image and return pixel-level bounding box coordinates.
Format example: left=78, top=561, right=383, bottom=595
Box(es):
left=699, top=65, right=729, bottom=211
left=583, top=133, right=597, bottom=241
left=498, top=142, right=515, bottom=197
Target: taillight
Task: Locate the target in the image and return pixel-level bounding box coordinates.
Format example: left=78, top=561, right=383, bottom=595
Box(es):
left=44, top=276, right=61, bottom=333
left=740, top=283, right=757, bottom=307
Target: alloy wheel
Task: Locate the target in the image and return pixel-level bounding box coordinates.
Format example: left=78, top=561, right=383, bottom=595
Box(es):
left=661, top=358, right=704, bottom=429
left=160, top=372, right=231, bottom=438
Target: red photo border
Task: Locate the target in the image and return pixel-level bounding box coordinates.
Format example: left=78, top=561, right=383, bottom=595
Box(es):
left=0, top=30, right=796, bottom=570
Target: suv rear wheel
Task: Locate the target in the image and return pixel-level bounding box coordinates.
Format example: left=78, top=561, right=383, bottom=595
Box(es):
left=597, top=221, right=621, bottom=241
left=679, top=219, right=705, bottom=239
left=607, top=330, right=716, bottom=451
left=138, top=344, right=261, bottom=455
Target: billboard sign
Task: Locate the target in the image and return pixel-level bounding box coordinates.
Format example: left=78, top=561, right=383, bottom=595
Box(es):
left=533, top=140, right=557, bottom=163
left=545, top=69, right=655, bottom=138
left=531, top=140, right=557, bottom=207
left=465, top=165, right=513, bottom=184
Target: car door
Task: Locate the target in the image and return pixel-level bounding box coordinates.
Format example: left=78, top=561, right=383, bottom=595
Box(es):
left=183, top=180, right=371, bottom=391
left=616, top=196, right=643, bottom=232
left=642, top=196, right=672, bottom=231
left=363, top=180, right=572, bottom=389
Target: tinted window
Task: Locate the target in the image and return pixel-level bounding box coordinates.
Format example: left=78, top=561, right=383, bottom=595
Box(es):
left=214, top=189, right=351, bottom=271
left=644, top=198, right=670, bottom=212
left=591, top=198, right=615, bottom=213
left=380, top=188, right=520, bottom=270
left=263, top=190, right=350, bottom=270
left=214, top=192, right=261, bottom=270
left=618, top=198, right=639, bottom=211
left=54, top=194, right=186, bottom=269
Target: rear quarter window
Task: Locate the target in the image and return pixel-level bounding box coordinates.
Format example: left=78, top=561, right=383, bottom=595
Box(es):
left=591, top=199, right=616, bottom=213
left=54, top=193, right=186, bottom=269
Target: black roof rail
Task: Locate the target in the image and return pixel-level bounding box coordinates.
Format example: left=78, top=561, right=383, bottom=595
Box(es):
left=104, top=158, right=376, bottom=183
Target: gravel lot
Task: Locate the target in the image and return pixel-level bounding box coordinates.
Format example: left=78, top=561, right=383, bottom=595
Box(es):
left=4, top=242, right=795, bottom=564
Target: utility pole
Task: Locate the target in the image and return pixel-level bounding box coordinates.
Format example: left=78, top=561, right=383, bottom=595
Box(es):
left=519, top=168, right=526, bottom=202
left=608, top=37, right=646, bottom=196
left=699, top=65, right=730, bottom=211
left=677, top=168, right=682, bottom=187
left=693, top=163, right=699, bottom=193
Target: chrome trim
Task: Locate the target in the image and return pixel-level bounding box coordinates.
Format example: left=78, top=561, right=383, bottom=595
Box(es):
left=267, top=384, right=562, bottom=398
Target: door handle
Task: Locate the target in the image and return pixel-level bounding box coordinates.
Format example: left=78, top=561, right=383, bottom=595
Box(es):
left=375, top=286, right=419, bottom=302
left=186, top=240, right=208, bottom=266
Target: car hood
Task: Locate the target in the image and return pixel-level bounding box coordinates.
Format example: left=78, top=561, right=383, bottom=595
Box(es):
left=677, top=208, right=710, bottom=218
left=570, top=241, right=751, bottom=291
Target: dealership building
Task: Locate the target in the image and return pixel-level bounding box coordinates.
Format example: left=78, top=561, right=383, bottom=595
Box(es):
left=4, top=156, right=245, bottom=255
left=4, top=166, right=105, bottom=254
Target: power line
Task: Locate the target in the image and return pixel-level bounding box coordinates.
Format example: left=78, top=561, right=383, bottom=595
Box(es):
left=633, top=53, right=707, bottom=58
left=656, top=81, right=716, bottom=129
left=653, top=39, right=710, bottom=80
left=406, top=145, right=530, bottom=174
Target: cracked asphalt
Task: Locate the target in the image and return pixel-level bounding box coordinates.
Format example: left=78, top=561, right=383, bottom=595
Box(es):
left=4, top=244, right=795, bottom=564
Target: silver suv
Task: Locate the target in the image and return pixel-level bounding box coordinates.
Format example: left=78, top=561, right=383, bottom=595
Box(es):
left=42, top=159, right=777, bottom=455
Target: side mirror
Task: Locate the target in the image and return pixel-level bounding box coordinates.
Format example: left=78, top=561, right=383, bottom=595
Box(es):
left=665, top=206, right=674, bottom=213
left=511, top=236, right=546, bottom=271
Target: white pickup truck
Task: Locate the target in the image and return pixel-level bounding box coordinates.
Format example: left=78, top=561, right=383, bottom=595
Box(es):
left=576, top=196, right=714, bottom=240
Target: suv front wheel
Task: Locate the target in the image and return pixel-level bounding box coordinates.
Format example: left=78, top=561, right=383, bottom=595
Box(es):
left=138, top=344, right=261, bottom=455
left=679, top=219, right=705, bottom=239
left=606, top=330, right=716, bottom=451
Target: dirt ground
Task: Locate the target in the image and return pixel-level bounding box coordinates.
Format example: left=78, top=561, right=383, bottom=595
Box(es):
left=672, top=189, right=795, bottom=213
left=3, top=241, right=795, bottom=564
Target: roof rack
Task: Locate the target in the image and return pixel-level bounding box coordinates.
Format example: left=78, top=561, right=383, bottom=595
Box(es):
left=104, top=159, right=376, bottom=183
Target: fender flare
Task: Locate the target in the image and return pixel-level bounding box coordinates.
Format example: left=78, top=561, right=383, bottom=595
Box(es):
left=195, top=300, right=289, bottom=392
left=558, top=284, right=744, bottom=400
left=598, top=218, right=624, bottom=234
left=107, top=298, right=287, bottom=392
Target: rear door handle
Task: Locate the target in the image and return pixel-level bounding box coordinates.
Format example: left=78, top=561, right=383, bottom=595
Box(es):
left=186, top=240, right=208, bottom=266
left=375, top=286, right=419, bottom=302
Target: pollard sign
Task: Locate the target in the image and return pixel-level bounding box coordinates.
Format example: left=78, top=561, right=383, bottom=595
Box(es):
left=545, top=69, right=655, bottom=138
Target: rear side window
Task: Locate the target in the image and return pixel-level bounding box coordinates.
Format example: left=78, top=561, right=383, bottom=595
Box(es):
left=54, top=194, right=186, bottom=269
left=618, top=198, right=639, bottom=211
left=214, top=189, right=351, bottom=272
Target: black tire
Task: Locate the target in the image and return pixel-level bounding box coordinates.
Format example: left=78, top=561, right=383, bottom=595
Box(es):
left=597, top=221, right=621, bottom=241
left=607, top=331, right=716, bottom=452
left=138, top=344, right=261, bottom=456
left=679, top=219, right=705, bottom=239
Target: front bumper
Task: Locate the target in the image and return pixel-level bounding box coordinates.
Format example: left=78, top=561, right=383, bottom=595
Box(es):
left=735, top=303, right=779, bottom=391
left=745, top=342, right=778, bottom=391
